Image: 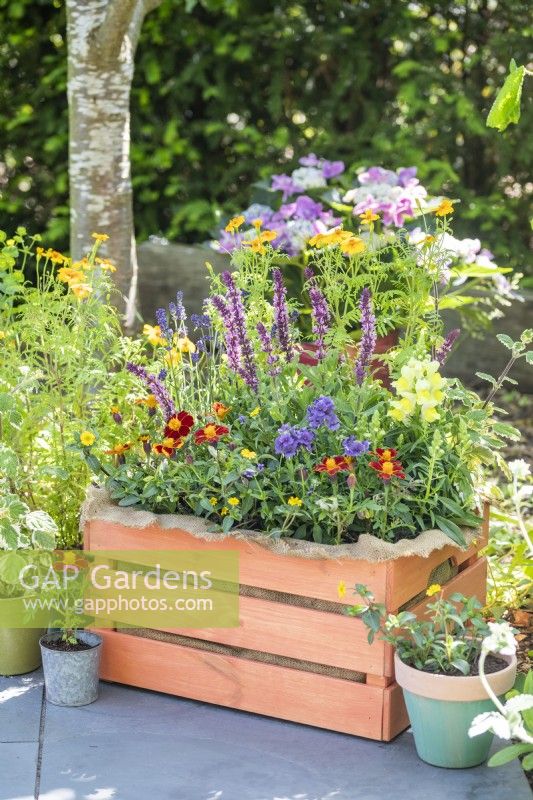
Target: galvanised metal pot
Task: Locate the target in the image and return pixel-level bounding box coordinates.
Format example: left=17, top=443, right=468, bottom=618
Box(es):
left=40, top=630, right=102, bottom=706
left=394, top=652, right=517, bottom=768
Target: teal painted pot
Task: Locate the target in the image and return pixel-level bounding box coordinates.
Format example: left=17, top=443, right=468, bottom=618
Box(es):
left=394, top=653, right=517, bottom=769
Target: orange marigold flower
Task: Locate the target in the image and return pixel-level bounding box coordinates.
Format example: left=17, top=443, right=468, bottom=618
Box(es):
left=164, top=411, right=194, bottom=440
left=194, top=424, right=230, bottom=445
left=224, top=215, right=245, bottom=233
left=134, top=394, right=158, bottom=409
left=104, top=443, right=131, bottom=456
left=369, top=457, right=405, bottom=481
left=242, top=237, right=266, bottom=254
left=153, top=437, right=183, bottom=457
left=92, top=232, right=109, bottom=242
left=212, top=402, right=231, bottom=420
left=69, top=282, right=93, bottom=300
left=434, top=199, right=454, bottom=217
left=57, top=267, right=85, bottom=284
left=374, top=448, right=397, bottom=462
left=314, top=456, right=352, bottom=476
left=259, top=230, right=277, bottom=243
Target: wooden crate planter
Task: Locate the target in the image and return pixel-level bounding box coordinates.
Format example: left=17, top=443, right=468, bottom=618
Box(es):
left=84, top=503, right=488, bottom=741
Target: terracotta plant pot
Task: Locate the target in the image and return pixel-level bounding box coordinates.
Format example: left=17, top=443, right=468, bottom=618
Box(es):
left=394, top=652, right=517, bottom=768
left=298, top=330, right=399, bottom=387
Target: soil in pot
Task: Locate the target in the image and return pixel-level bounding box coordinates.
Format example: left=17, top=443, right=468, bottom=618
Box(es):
left=41, top=636, right=93, bottom=652
left=419, top=653, right=508, bottom=678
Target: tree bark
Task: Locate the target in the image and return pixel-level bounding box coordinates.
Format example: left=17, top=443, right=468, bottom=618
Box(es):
left=66, top=0, right=160, bottom=330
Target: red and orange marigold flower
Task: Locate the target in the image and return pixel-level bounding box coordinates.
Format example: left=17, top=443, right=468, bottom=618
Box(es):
left=164, top=411, right=194, bottom=441
left=369, top=449, right=405, bottom=481
left=212, top=402, right=231, bottom=420
left=194, top=424, right=230, bottom=445
left=153, top=437, right=185, bottom=457
left=314, top=456, right=352, bottom=476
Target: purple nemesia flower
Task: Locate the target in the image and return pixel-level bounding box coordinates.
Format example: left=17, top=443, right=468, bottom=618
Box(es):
left=436, top=328, right=460, bottom=365
left=322, top=160, right=345, bottom=179
left=242, top=468, right=256, bottom=479
left=272, top=268, right=293, bottom=361
left=299, top=153, right=320, bottom=167
left=342, top=437, right=370, bottom=457
left=274, top=424, right=315, bottom=457
left=238, top=415, right=246, bottom=424
left=397, top=167, right=418, bottom=187
left=293, top=195, right=323, bottom=220
left=126, top=362, right=176, bottom=420
left=308, top=278, right=331, bottom=361
left=221, top=271, right=258, bottom=391
left=271, top=174, right=302, bottom=200
left=306, top=396, right=339, bottom=431
left=355, top=288, right=377, bottom=386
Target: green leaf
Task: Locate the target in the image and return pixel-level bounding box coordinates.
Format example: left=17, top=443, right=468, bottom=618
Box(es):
left=475, top=372, right=497, bottom=387
left=525, top=351, right=533, bottom=365
left=496, top=333, right=516, bottom=350
left=117, top=496, right=141, bottom=507
left=487, top=65, right=526, bottom=132
left=435, top=516, right=467, bottom=547
left=522, top=752, right=533, bottom=771
left=487, top=743, right=532, bottom=767
left=492, top=422, right=522, bottom=441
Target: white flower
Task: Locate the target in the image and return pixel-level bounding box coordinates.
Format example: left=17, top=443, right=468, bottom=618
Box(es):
left=508, top=459, right=531, bottom=481
left=291, top=167, right=326, bottom=191
left=469, top=696, right=533, bottom=744
left=469, top=711, right=512, bottom=740
left=482, top=621, right=517, bottom=656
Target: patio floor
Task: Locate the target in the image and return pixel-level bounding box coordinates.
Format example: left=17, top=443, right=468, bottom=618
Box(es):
left=0, top=671, right=531, bottom=800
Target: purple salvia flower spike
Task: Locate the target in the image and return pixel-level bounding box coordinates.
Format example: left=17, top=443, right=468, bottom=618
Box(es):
left=257, top=321, right=280, bottom=375
left=436, top=329, right=460, bottom=365
left=221, top=271, right=258, bottom=391
left=272, top=268, right=294, bottom=362
left=308, top=283, right=331, bottom=361
left=126, top=362, right=176, bottom=420
left=354, top=287, right=377, bottom=386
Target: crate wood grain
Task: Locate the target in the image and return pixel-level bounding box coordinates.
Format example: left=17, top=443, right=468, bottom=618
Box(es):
left=84, top=503, right=488, bottom=741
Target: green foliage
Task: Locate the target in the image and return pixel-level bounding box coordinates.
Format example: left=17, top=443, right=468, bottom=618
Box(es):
left=0, top=1, right=531, bottom=279
left=347, top=587, right=492, bottom=675
left=487, top=60, right=529, bottom=132
left=0, top=231, right=130, bottom=546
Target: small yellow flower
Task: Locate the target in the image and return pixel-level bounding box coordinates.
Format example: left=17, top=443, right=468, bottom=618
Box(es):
left=57, top=267, right=85, bottom=284
left=252, top=218, right=263, bottom=230
left=240, top=448, right=256, bottom=459
left=176, top=336, right=196, bottom=354
left=224, top=215, right=245, bottom=233
left=220, top=506, right=229, bottom=516
left=209, top=497, right=218, bottom=506
left=0, top=331, right=6, bottom=340
left=426, top=584, right=442, bottom=597
left=341, top=236, right=366, bottom=256
left=95, top=257, right=117, bottom=273
left=80, top=431, right=95, bottom=447
left=434, top=199, right=454, bottom=217
left=287, top=496, right=303, bottom=507
left=143, top=324, right=166, bottom=347
left=91, top=232, right=109, bottom=242
left=164, top=348, right=181, bottom=367
left=359, top=209, right=379, bottom=225
left=36, top=247, right=45, bottom=257
left=243, top=237, right=266, bottom=254
left=228, top=497, right=240, bottom=507
left=69, top=282, right=93, bottom=300
left=259, top=230, right=277, bottom=243
left=337, top=580, right=346, bottom=599
left=250, top=406, right=260, bottom=417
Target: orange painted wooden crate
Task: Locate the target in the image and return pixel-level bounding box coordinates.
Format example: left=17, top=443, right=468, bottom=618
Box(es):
left=84, top=504, right=488, bottom=741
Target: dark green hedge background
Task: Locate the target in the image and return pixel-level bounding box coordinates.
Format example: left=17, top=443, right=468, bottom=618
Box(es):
left=0, top=0, right=531, bottom=277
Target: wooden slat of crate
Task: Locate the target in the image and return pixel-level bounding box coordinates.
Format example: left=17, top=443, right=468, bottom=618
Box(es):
left=96, top=627, right=388, bottom=740
left=108, top=592, right=386, bottom=675
left=86, top=513, right=487, bottom=609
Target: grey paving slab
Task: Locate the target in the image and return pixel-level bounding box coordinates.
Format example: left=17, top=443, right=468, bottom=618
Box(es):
left=0, top=741, right=38, bottom=800
left=0, top=676, right=531, bottom=800
left=0, top=670, right=43, bottom=743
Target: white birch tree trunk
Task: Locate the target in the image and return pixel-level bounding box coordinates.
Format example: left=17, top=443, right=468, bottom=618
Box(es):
left=66, top=0, right=160, bottom=330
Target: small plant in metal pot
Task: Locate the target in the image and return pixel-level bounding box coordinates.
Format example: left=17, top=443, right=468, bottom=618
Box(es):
left=347, top=584, right=517, bottom=768
left=39, top=553, right=102, bottom=707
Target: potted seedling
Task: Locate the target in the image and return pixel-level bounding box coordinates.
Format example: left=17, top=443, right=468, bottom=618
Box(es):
left=39, top=552, right=102, bottom=706
left=348, top=585, right=517, bottom=768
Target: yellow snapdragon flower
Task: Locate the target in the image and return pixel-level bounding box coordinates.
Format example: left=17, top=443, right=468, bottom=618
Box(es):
left=389, top=358, right=445, bottom=424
